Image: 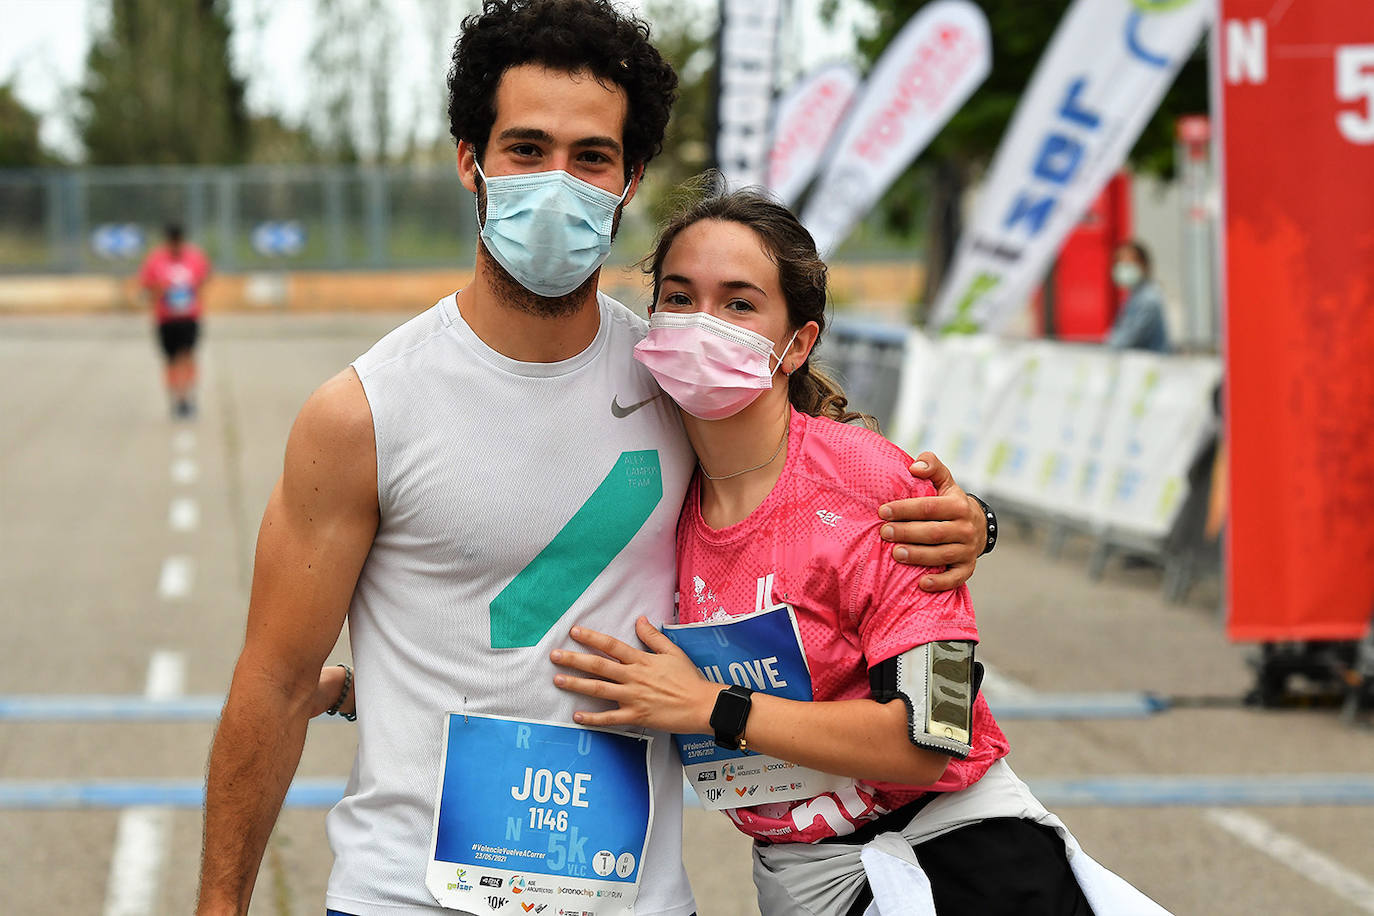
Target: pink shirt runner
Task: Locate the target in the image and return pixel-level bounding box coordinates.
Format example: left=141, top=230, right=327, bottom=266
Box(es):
left=676, top=408, right=1010, bottom=844
left=139, top=243, right=211, bottom=323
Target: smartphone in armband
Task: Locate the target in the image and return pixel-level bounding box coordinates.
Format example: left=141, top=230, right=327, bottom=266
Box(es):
left=925, top=641, right=974, bottom=747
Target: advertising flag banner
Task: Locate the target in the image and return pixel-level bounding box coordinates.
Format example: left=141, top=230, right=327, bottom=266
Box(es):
left=715, top=0, right=784, bottom=188
left=765, top=62, right=861, bottom=206
left=1219, top=0, right=1374, bottom=641
left=799, top=0, right=990, bottom=256
left=930, top=0, right=1211, bottom=334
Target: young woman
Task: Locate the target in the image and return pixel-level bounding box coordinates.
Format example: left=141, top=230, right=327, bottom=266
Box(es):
left=547, top=191, right=1162, bottom=915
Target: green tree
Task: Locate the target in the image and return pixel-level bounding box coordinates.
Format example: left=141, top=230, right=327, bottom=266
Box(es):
left=246, top=114, right=325, bottom=164
left=78, top=0, right=249, bottom=164
left=639, top=1, right=717, bottom=223
left=830, top=0, right=1208, bottom=295
left=0, top=83, right=46, bottom=167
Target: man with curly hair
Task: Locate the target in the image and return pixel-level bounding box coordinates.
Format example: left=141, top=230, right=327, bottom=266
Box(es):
left=197, top=2, right=991, bottom=914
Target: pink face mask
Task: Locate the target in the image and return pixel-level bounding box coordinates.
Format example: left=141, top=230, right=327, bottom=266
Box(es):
left=633, top=311, right=798, bottom=420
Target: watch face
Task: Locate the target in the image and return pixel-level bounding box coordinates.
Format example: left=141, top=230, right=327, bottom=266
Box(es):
left=711, top=687, right=751, bottom=745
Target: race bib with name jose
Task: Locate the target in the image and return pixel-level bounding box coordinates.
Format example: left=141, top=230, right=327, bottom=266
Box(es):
left=426, top=713, right=653, bottom=915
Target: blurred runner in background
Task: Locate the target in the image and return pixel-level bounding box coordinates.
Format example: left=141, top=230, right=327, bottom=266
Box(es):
left=138, top=223, right=211, bottom=418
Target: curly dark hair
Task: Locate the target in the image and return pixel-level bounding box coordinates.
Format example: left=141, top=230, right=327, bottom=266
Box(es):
left=446, top=0, right=678, bottom=177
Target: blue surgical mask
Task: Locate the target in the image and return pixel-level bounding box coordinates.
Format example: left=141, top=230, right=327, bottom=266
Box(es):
left=474, top=162, right=630, bottom=298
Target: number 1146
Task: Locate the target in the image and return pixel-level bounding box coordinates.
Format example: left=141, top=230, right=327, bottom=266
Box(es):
left=529, top=807, right=569, bottom=832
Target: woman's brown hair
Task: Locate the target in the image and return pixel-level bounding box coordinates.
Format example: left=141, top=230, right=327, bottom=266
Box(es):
left=644, top=186, right=876, bottom=429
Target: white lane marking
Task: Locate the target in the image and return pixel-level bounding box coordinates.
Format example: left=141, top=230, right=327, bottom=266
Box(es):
left=978, top=660, right=1036, bottom=702
left=168, top=497, right=199, bottom=532
left=157, top=557, right=193, bottom=600
left=103, top=652, right=186, bottom=916
left=170, top=458, right=197, bottom=485
left=145, top=650, right=186, bottom=700
left=1205, top=808, right=1374, bottom=913
left=172, top=429, right=196, bottom=453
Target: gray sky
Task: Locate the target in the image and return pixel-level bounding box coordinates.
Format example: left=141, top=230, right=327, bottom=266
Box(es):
left=0, top=0, right=876, bottom=161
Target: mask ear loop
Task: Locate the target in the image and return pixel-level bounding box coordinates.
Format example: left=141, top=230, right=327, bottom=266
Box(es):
left=472, top=159, right=488, bottom=232
left=771, top=330, right=801, bottom=376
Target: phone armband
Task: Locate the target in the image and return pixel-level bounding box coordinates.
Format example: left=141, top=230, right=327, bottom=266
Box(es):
left=870, top=641, right=980, bottom=759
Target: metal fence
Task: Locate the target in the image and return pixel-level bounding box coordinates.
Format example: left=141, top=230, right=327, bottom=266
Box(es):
left=0, top=165, right=656, bottom=275
left=818, top=316, right=910, bottom=430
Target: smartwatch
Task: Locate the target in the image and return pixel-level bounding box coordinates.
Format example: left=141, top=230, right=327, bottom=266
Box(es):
left=970, top=493, right=998, bottom=556
left=710, top=685, right=754, bottom=750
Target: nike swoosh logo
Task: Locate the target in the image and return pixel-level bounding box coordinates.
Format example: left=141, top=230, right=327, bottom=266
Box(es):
left=611, top=393, right=662, bottom=418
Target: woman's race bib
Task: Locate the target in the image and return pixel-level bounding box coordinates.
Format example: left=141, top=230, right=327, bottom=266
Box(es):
left=663, top=606, right=851, bottom=809
left=426, top=713, right=653, bottom=915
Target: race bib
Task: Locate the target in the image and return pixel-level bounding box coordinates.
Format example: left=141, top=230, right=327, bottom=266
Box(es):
left=426, top=713, right=653, bottom=915
left=663, top=606, right=851, bottom=809
left=165, top=283, right=194, bottom=313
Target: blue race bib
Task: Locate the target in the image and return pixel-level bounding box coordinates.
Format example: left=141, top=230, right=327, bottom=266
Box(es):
left=664, top=606, right=851, bottom=809
left=426, top=713, right=652, bottom=914
left=165, top=282, right=194, bottom=313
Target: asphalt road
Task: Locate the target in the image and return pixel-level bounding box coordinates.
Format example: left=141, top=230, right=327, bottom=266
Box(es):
left=1, top=311, right=1371, bottom=915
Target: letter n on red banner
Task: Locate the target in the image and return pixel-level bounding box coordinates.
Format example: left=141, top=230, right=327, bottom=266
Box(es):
left=1218, top=0, right=1374, bottom=640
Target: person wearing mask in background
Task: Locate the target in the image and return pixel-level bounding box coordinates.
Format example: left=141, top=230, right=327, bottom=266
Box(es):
left=138, top=223, right=212, bottom=418
left=1107, top=240, right=1170, bottom=353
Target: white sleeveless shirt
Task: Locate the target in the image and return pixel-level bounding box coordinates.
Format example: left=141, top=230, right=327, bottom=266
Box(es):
left=326, top=292, right=697, bottom=916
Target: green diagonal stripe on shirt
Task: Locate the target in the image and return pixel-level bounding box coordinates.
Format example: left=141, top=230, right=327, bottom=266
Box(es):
left=489, top=449, right=663, bottom=649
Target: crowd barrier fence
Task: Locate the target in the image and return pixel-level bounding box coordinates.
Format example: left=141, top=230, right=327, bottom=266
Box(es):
left=823, top=322, right=1222, bottom=601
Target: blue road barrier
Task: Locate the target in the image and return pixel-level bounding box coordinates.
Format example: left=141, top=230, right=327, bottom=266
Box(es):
left=0, top=780, right=344, bottom=809
left=990, top=692, right=1170, bottom=719
left=0, top=693, right=1170, bottom=722
left=0, top=695, right=229, bottom=721
left=5, top=775, right=1374, bottom=810
left=1029, top=774, right=1374, bottom=808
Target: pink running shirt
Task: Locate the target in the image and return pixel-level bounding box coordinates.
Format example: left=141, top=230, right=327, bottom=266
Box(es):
left=139, top=243, right=211, bottom=323
left=676, top=408, right=1010, bottom=844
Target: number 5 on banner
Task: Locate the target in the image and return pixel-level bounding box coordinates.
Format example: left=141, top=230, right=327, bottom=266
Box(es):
left=1336, top=45, right=1374, bottom=144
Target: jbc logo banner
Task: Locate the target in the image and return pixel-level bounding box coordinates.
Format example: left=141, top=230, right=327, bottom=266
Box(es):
left=931, top=0, right=1212, bottom=333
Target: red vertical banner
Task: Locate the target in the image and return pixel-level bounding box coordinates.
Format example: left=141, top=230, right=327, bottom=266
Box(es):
left=1047, top=172, right=1133, bottom=343
left=1219, top=1, right=1374, bottom=640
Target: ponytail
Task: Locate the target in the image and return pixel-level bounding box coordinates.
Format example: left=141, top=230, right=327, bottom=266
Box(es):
left=788, top=362, right=878, bottom=431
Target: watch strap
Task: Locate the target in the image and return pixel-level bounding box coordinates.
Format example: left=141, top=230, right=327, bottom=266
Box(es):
left=970, top=493, right=997, bottom=556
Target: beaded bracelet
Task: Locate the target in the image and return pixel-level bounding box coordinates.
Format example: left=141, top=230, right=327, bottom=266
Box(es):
left=326, top=664, right=356, bottom=721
